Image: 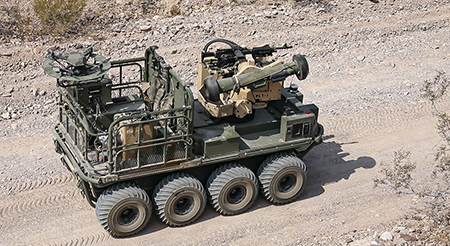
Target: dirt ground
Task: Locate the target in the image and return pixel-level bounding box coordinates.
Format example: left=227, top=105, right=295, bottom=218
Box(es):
left=1, top=0, right=450, bottom=245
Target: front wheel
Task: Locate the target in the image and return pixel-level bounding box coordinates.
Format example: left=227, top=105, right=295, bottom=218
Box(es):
left=95, top=183, right=151, bottom=237
left=258, top=152, right=307, bottom=204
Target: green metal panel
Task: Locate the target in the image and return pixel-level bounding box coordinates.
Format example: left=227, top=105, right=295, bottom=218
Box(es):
left=280, top=113, right=316, bottom=141
left=202, top=125, right=240, bottom=157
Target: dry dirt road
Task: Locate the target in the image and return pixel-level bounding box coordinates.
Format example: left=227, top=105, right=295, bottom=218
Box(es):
left=1, top=1, right=450, bottom=245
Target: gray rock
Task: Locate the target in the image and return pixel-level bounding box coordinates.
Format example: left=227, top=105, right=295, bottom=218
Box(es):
left=139, top=25, right=152, bottom=31
left=203, top=22, right=213, bottom=30
left=31, top=88, right=38, bottom=97
left=1, top=112, right=11, bottom=120
left=357, top=55, right=366, bottom=61
left=399, top=233, right=417, bottom=242
left=1, top=52, right=12, bottom=57
left=317, top=8, right=326, bottom=13
left=380, top=231, right=393, bottom=241
left=175, top=24, right=184, bottom=31
left=263, top=11, right=272, bottom=18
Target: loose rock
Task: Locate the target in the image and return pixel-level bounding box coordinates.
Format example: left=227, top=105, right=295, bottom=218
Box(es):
left=203, top=22, right=213, bottom=30
left=139, top=25, right=152, bottom=31
left=1, top=112, right=11, bottom=120
left=399, top=234, right=417, bottom=242
left=380, top=231, right=393, bottom=241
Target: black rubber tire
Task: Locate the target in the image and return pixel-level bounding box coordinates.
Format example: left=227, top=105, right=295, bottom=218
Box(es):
left=258, top=152, right=307, bottom=204
left=206, top=163, right=259, bottom=215
left=153, top=172, right=206, bottom=226
left=95, top=183, right=151, bottom=237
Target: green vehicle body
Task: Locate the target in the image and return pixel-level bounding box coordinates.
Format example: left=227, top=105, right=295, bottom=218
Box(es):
left=48, top=43, right=323, bottom=237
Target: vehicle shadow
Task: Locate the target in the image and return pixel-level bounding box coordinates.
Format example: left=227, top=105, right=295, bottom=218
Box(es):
left=136, top=134, right=376, bottom=236
left=301, top=135, right=376, bottom=199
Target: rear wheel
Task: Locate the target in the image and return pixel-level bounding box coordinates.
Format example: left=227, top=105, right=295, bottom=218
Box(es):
left=258, top=152, right=307, bottom=204
left=153, top=172, right=206, bottom=226
left=95, top=183, right=151, bottom=237
left=207, top=163, right=258, bottom=215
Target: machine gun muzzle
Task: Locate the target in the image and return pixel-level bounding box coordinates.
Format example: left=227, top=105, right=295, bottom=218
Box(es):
left=204, top=54, right=309, bottom=102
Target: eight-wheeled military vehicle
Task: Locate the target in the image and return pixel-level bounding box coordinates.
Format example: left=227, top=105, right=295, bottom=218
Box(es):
left=44, top=39, right=323, bottom=237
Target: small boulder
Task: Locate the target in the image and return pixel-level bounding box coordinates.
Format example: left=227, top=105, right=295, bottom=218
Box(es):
left=380, top=231, right=393, bottom=241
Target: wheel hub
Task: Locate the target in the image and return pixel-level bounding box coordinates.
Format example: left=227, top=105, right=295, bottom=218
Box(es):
left=174, top=196, right=194, bottom=215
left=227, top=185, right=247, bottom=204
left=118, top=206, right=139, bottom=226
left=278, top=174, right=296, bottom=193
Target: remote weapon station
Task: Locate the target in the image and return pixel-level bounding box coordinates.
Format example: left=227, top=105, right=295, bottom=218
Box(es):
left=45, top=39, right=323, bottom=237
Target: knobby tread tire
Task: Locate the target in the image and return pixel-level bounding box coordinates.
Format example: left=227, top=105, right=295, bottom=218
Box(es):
left=258, top=152, right=307, bottom=204
left=206, top=163, right=259, bottom=215
left=95, top=182, right=151, bottom=237
left=152, top=172, right=206, bottom=227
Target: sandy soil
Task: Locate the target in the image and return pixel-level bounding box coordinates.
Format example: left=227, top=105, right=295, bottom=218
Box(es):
left=1, top=0, right=450, bottom=245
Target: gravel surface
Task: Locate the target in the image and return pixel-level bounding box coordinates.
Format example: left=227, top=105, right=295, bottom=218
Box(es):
left=1, top=0, right=450, bottom=245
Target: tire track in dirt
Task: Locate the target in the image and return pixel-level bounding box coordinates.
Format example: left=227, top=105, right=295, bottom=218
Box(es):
left=0, top=188, right=79, bottom=220
left=2, top=173, right=75, bottom=196
left=311, top=8, right=450, bottom=44
left=45, top=232, right=112, bottom=246
left=322, top=101, right=440, bottom=140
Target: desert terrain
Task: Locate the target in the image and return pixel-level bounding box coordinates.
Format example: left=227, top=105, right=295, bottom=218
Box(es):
left=1, top=0, right=450, bottom=245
